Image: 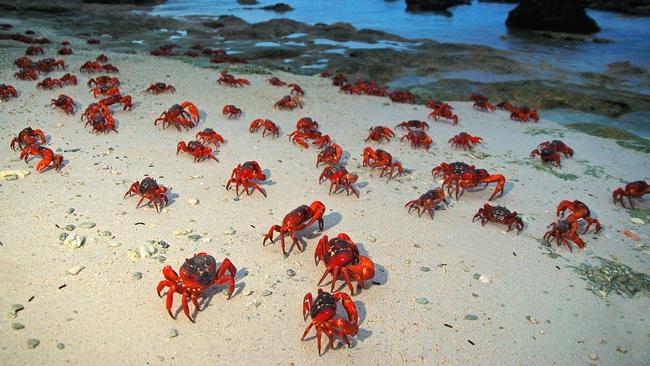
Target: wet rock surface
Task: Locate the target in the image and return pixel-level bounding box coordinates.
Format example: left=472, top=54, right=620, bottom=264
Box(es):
left=506, top=0, right=600, bottom=34
left=405, top=0, right=471, bottom=12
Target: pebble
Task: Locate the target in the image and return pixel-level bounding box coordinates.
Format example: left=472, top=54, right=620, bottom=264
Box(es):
left=27, top=338, right=40, bottom=349
left=64, top=224, right=76, bottom=231
left=11, top=322, right=25, bottom=330
left=133, top=272, right=143, bottom=280
left=97, top=230, right=112, bottom=237
left=416, top=297, right=429, bottom=305
left=202, top=237, right=212, bottom=243
left=9, top=304, right=24, bottom=318
left=464, top=314, right=479, bottom=320
left=589, top=353, right=599, bottom=361
left=57, top=343, right=65, bottom=350
left=630, top=217, right=645, bottom=225
left=173, top=229, right=192, bottom=236
left=0, top=169, right=30, bottom=179
left=244, top=290, right=254, bottom=296
left=188, top=234, right=202, bottom=242
left=420, top=266, right=430, bottom=272
left=286, top=269, right=296, bottom=277
left=247, top=299, right=262, bottom=308
left=67, top=265, right=85, bottom=275
left=261, top=290, right=273, bottom=296
left=158, top=241, right=170, bottom=249
left=79, top=222, right=96, bottom=228
left=616, top=345, right=627, bottom=353
left=223, top=227, right=236, bottom=235
left=186, top=198, right=199, bottom=206
left=526, top=315, right=539, bottom=324
left=64, top=234, right=85, bottom=249
left=66, top=208, right=75, bottom=214
left=127, top=250, right=141, bottom=262
left=138, top=242, right=157, bottom=258
left=478, top=275, right=492, bottom=284
left=168, top=328, right=179, bottom=338
left=58, top=232, right=69, bottom=241
left=367, top=235, right=377, bottom=243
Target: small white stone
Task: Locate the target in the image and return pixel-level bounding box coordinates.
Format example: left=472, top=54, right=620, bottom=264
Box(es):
left=478, top=275, right=492, bottom=284
left=589, top=353, right=599, bottom=361
left=138, top=243, right=157, bottom=258
left=173, top=229, right=192, bottom=236
left=630, top=217, right=645, bottom=225
left=64, top=234, right=85, bottom=249
left=202, top=237, right=212, bottom=243
left=186, top=198, right=199, bottom=206
left=127, top=249, right=141, bottom=262
left=0, top=170, right=30, bottom=179
left=67, top=265, right=85, bottom=275
left=223, top=227, right=236, bottom=235
left=367, top=235, right=377, bottom=243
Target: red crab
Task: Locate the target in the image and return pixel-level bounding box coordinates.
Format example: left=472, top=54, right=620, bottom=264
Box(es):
left=58, top=47, right=73, bottom=55
left=332, top=74, right=348, bottom=86
left=102, top=64, right=119, bottom=73
left=263, top=201, right=325, bottom=255
left=87, top=76, right=120, bottom=88
left=19, top=145, right=63, bottom=172
left=428, top=107, right=459, bottom=125
left=10, top=127, right=46, bottom=151
left=249, top=119, right=279, bottom=138
left=401, top=130, right=432, bottom=150
left=544, top=219, right=585, bottom=252
left=99, top=93, right=133, bottom=111
left=25, top=46, right=43, bottom=56
left=448, top=132, right=482, bottom=150
left=510, top=106, right=539, bottom=123
left=60, top=73, right=77, bottom=86
left=431, top=161, right=475, bottom=191
left=50, top=94, right=75, bottom=115
left=81, top=103, right=111, bottom=124
left=289, top=128, right=331, bottom=149
left=80, top=60, right=104, bottom=73
left=365, top=126, right=394, bottom=143
left=396, top=120, right=429, bottom=131
left=426, top=99, right=453, bottom=111
left=217, top=71, right=249, bottom=87
left=124, top=177, right=169, bottom=212
left=157, top=253, right=236, bottom=322
left=362, top=147, right=403, bottom=181
left=537, top=140, right=573, bottom=157
left=452, top=167, right=506, bottom=201
left=96, top=54, right=109, bottom=63
left=268, top=77, right=286, bottom=86
left=316, top=143, right=343, bottom=167
left=274, top=95, right=303, bottom=110
left=496, top=101, right=514, bottom=111
left=320, top=70, right=331, bottom=78
left=319, top=165, right=359, bottom=198
left=520, top=106, right=539, bottom=122
left=155, top=102, right=199, bottom=131
left=222, top=104, right=242, bottom=119
left=405, top=188, right=448, bottom=219
left=314, top=233, right=374, bottom=294
left=557, top=200, right=601, bottom=234
left=87, top=39, right=100, bottom=45
left=226, top=161, right=267, bottom=197
left=471, top=93, right=495, bottom=112
left=36, top=77, right=64, bottom=90
left=146, top=82, right=176, bottom=94
left=85, top=113, right=117, bottom=134
left=0, top=84, right=18, bottom=101
left=302, top=289, right=358, bottom=355
left=530, top=146, right=562, bottom=167
left=296, top=117, right=319, bottom=131
left=388, top=90, right=415, bottom=103
left=14, top=69, right=38, bottom=81
left=177, top=140, right=217, bottom=162
left=612, top=181, right=650, bottom=208
left=288, top=83, right=304, bottom=96
left=195, top=128, right=225, bottom=148
left=14, top=56, right=33, bottom=69
left=90, top=86, right=120, bottom=98
left=473, top=204, right=524, bottom=234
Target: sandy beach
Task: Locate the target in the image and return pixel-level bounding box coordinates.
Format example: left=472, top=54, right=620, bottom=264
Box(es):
left=1, top=21, right=649, bottom=366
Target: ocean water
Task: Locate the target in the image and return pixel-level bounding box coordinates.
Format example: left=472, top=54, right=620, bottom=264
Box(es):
left=151, top=0, right=650, bottom=73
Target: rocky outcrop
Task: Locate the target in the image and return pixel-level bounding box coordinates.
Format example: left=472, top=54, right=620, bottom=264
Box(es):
left=587, top=0, right=650, bottom=16
left=260, top=3, right=293, bottom=12
left=405, top=0, right=470, bottom=12
left=506, top=1, right=600, bottom=34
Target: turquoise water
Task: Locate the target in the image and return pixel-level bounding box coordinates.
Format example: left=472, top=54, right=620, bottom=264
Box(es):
left=151, top=0, right=650, bottom=73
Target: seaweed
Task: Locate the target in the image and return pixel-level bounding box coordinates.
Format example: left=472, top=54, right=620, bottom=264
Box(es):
left=567, top=123, right=650, bottom=154
left=573, top=257, right=650, bottom=298
left=532, top=162, right=579, bottom=180
left=523, top=127, right=565, bottom=138
left=627, top=207, right=650, bottom=221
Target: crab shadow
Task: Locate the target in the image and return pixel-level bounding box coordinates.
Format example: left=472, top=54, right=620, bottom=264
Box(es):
left=261, top=169, right=277, bottom=187
left=173, top=267, right=248, bottom=321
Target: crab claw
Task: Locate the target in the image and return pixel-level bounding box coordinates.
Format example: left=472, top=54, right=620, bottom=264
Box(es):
left=180, top=101, right=199, bottom=122
left=306, top=200, right=326, bottom=230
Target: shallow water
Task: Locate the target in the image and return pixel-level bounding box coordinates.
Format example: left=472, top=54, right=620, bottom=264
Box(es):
left=544, top=110, right=650, bottom=138
left=152, top=0, right=650, bottom=73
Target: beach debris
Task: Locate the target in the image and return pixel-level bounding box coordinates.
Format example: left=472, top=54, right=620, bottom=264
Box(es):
left=8, top=304, right=24, bottom=318
left=622, top=230, right=640, bottom=241
left=58, top=232, right=68, bottom=241
left=464, top=314, right=479, bottom=321
left=64, top=224, right=75, bottom=231
left=526, top=315, right=539, bottom=324
left=78, top=221, right=96, bottom=228
left=188, top=234, right=202, bottom=242
left=168, top=328, right=179, bottom=338
left=420, top=266, right=430, bottom=272
left=616, top=345, right=627, bottom=353
left=630, top=217, right=645, bottom=225
left=27, top=338, right=40, bottom=349
left=133, top=272, right=143, bottom=280
left=66, top=208, right=75, bottom=214
left=589, top=353, right=599, bottom=361
left=57, top=343, right=65, bottom=349
left=478, top=275, right=492, bottom=284
left=67, top=265, right=85, bottom=275
left=64, top=234, right=85, bottom=249
left=223, top=227, right=236, bottom=236
left=573, top=257, right=650, bottom=298
left=186, top=198, right=199, bottom=206
left=138, top=242, right=158, bottom=258
left=286, top=269, right=296, bottom=277
left=12, top=322, right=25, bottom=330
left=261, top=290, right=273, bottom=296
left=416, top=297, right=429, bottom=305
left=173, top=229, right=192, bottom=236
left=0, top=169, right=30, bottom=180
left=367, top=235, right=377, bottom=243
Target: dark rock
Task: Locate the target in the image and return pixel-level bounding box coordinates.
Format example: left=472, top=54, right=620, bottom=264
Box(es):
left=506, top=1, right=600, bottom=34
left=260, top=3, right=294, bottom=12
left=82, top=0, right=166, bottom=4
left=586, top=0, right=650, bottom=16
left=405, top=0, right=471, bottom=12
left=606, top=61, right=647, bottom=75
left=237, top=0, right=259, bottom=4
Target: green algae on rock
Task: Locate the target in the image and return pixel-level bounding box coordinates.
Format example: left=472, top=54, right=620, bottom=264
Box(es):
left=573, top=257, right=650, bottom=298
left=566, top=123, right=650, bottom=154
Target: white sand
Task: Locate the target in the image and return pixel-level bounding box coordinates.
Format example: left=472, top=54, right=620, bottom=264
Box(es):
left=0, top=26, right=649, bottom=365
